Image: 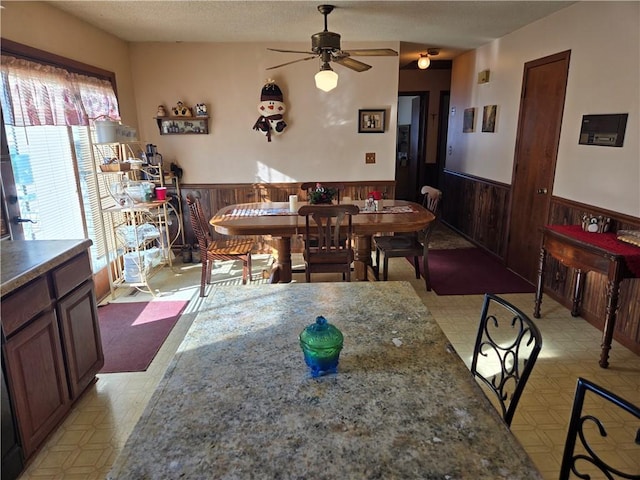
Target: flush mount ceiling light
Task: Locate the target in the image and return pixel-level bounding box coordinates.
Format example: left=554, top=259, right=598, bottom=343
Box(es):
left=417, top=48, right=441, bottom=70
left=315, top=61, right=338, bottom=92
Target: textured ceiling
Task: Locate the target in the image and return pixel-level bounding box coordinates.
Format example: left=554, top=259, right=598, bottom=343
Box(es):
left=45, top=1, right=574, bottom=67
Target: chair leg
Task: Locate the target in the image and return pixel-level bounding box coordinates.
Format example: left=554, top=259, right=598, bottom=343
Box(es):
left=242, top=258, right=248, bottom=285
left=305, top=265, right=311, bottom=283
left=247, top=253, right=252, bottom=283
left=199, top=259, right=208, bottom=297
left=413, top=256, right=420, bottom=279
left=383, top=255, right=389, bottom=281
left=423, top=252, right=431, bottom=291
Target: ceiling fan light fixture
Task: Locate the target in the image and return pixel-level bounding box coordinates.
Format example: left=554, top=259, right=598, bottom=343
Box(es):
left=315, top=63, right=338, bottom=92
left=417, top=54, right=431, bottom=70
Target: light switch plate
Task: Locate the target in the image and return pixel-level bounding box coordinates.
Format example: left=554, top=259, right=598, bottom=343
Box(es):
left=365, top=152, right=376, bottom=164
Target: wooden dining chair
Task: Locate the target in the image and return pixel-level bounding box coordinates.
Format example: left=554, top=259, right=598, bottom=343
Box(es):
left=300, top=182, right=345, bottom=203
left=373, top=185, right=442, bottom=290
left=186, top=192, right=254, bottom=296
left=559, top=377, right=640, bottom=479
left=298, top=204, right=359, bottom=282
left=470, top=294, right=542, bottom=427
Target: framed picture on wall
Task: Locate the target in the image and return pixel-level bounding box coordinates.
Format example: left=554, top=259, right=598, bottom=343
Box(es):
left=482, top=105, right=497, bottom=132
left=463, top=108, right=475, bottom=133
left=358, top=109, right=385, bottom=133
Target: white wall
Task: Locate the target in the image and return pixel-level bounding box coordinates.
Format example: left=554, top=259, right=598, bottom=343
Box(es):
left=448, top=1, right=639, bottom=217
left=129, top=42, right=399, bottom=184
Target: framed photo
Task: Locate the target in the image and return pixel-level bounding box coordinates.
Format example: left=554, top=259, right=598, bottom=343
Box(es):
left=463, top=108, right=475, bottom=133
left=358, top=109, right=385, bottom=133
left=482, top=105, right=497, bottom=133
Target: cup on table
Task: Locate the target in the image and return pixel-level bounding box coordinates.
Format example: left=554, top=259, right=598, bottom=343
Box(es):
left=155, top=187, right=167, bottom=201
left=289, top=194, right=298, bottom=212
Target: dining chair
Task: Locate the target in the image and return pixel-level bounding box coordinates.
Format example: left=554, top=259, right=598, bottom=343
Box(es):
left=298, top=204, right=359, bottom=282
left=300, top=182, right=345, bottom=203
left=373, top=185, right=442, bottom=290
left=471, top=293, right=542, bottom=427
left=559, top=377, right=640, bottom=480
left=186, top=192, right=254, bottom=296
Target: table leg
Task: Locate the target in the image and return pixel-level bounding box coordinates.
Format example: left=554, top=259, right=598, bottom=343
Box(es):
left=354, top=235, right=372, bottom=281
left=599, top=278, right=621, bottom=368
left=271, top=237, right=292, bottom=283
left=571, top=270, right=585, bottom=317
left=533, top=246, right=546, bottom=318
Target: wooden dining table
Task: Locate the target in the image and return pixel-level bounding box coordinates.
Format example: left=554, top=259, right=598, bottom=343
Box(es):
left=107, top=281, right=542, bottom=479
left=210, top=200, right=435, bottom=282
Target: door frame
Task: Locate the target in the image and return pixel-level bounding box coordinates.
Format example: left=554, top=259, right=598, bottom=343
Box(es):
left=397, top=91, right=428, bottom=201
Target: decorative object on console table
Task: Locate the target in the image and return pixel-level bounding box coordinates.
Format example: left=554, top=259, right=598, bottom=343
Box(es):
left=581, top=213, right=611, bottom=233
left=358, top=109, right=385, bottom=133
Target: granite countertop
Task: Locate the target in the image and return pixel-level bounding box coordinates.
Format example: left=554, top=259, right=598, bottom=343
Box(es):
left=1, top=239, right=92, bottom=297
left=108, top=282, right=542, bottom=480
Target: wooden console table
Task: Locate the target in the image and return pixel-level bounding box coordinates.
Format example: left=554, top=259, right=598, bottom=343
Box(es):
left=534, top=225, right=640, bottom=368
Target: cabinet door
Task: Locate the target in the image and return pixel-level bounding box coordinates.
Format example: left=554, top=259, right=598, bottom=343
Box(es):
left=3, top=310, right=70, bottom=458
left=57, top=280, right=104, bottom=399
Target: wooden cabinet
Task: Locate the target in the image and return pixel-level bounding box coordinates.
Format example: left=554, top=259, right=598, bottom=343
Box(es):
left=57, top=280, right=103, bottom=399
left=3, top=310, right=70, bottom=458
left=1, top=247, right=103, bottom=463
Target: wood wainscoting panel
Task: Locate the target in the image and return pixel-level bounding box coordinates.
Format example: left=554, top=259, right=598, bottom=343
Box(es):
left=441, top=170, right=510, bottom=257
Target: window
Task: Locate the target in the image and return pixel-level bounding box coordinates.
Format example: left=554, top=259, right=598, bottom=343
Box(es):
left=1, top=42, right=121, bottom=271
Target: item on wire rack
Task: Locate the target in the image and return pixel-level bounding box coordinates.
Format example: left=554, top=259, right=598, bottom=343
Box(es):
left=116, top=223, right=160, bottom=248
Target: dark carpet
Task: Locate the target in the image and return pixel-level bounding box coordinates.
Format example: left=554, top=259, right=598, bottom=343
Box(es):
left=98, top=300, right=188, bottom=373
left=409, top=248, right=536, bottom=296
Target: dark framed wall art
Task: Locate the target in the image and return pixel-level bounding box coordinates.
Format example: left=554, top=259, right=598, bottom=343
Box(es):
left=358, top=109, right=385, bottom=133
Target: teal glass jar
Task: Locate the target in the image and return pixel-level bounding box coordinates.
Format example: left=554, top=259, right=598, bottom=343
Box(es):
left=299, top=316, right=344, bottom=377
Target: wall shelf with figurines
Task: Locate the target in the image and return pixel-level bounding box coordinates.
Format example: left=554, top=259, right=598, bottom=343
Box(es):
left=155, top=101, right=209, bottom=135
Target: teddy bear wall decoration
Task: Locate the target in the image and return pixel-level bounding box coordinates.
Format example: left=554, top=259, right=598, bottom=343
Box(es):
left=172, top=101, right=192, bottom=117
left=252, top=79, right=287, bottom=142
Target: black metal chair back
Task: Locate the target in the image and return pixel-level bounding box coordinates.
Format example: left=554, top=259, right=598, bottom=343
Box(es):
left=470, top=293, right=543, bottom=426
left=559, top=377, right=640, bottom=479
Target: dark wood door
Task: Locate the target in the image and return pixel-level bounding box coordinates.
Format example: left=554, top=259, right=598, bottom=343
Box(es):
left=506, top=51, right=570, bottom=283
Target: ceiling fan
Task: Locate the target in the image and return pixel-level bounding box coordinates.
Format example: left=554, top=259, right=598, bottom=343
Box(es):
left=266, top=4, right=398, bottom=91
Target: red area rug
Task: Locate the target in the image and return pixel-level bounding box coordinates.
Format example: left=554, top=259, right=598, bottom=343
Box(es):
left=98, top=301, right=188, bottom=373
left=409, top=248, right=536, bottom=296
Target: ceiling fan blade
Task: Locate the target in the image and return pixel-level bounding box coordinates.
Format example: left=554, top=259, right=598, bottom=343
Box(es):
left=341, top=48, right=398, bottom=57
left=333, top=56, right=372, bottom=72
left=266, top=56, right=318, bottom=70
left=267, top=48, right=315, bottom=55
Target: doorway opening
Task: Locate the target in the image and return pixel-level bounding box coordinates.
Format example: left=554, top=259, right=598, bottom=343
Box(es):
left=395, top=92, right=427, bottom=203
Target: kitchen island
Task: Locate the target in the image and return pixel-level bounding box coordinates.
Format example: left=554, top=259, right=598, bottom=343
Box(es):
left=108, top=281, right=542, bottom=479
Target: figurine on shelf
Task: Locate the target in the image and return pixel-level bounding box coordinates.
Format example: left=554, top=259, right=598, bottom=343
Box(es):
left=194, top=103, right=207, bottom=116
left=156, top=105, right=167, bottom=117
left=172, top=101, right=192, bottom=117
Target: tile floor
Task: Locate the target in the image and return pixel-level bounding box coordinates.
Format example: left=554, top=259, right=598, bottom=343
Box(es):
left=15, top=246, right=640, bottom=479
